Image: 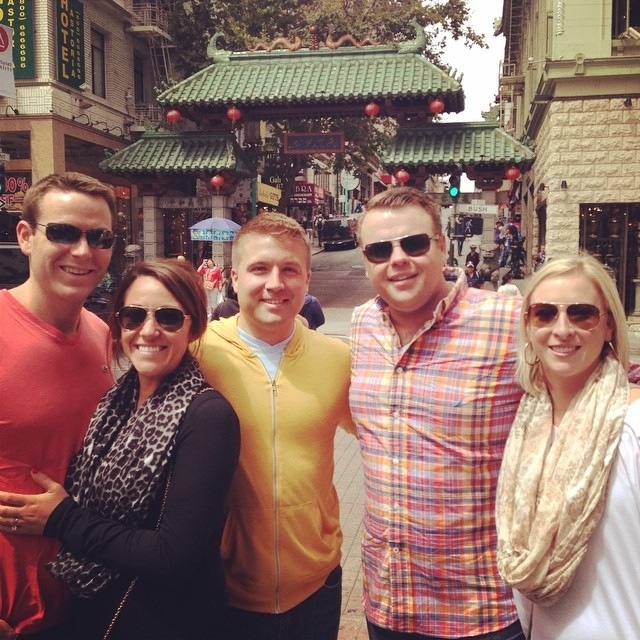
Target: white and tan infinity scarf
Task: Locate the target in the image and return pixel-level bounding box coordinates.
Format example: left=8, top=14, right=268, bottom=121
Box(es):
left=496, top=355, right=628, bottom=606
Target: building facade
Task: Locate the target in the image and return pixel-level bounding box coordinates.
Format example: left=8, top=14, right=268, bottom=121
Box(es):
left=0, top=0, right=167, bottom=269
left=499, top=0, right=640, bottom=314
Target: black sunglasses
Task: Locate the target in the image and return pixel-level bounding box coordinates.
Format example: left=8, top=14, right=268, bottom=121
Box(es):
left=116, top=306, right=190, bottom=332
left=35, top=222, right=114, bottom=249
left=363, top=233, right=439, bottom=264
left=526, top=302, right=604, bottom=331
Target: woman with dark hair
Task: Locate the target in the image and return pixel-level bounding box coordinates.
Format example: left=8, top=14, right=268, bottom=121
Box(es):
left=0, top=259, right=239, bottom=640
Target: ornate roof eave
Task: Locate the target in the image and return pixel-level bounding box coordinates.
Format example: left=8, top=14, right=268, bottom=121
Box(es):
left=156, top=33, right=465, bottom=121
left=382, top=121, right=535, bottom=175
left=98, top=131, right=253, bottom=178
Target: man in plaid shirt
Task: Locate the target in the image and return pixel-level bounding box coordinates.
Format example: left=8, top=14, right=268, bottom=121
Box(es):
left=350, top=187, right=525, bottom=640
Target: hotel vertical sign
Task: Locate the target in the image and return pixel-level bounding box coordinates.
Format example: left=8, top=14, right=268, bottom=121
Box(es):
left=56, top=0, right=84, bottom=88
left=0, top=0, right=34, bottom=78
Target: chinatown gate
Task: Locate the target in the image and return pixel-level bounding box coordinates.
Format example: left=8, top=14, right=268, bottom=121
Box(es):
left=99, top=22, right=534, bottom=264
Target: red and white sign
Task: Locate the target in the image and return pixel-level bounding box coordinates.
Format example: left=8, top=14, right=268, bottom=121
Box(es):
left=290, top=181, right=326, bottom=205
left=0, top=24, right=15, bottom=98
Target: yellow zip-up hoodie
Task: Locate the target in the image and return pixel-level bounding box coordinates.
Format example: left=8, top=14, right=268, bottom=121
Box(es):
left=196, top=316, right=355, bottom=613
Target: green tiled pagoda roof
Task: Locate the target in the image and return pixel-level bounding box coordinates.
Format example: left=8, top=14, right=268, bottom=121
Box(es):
left=157, top=45, right=464, bottom=115
left=383, top=122, right=535, bottom=170
left=100, top=123, right=534, bottom=177
left=99, top=132, right=251, bottom=176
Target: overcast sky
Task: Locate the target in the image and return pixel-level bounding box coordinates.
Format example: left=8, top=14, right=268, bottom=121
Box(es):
left=441, top=0, right=505, bottom=123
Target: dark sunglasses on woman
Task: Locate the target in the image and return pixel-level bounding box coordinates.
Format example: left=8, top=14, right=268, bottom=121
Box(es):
left=116, top=306, right=190, bottom=332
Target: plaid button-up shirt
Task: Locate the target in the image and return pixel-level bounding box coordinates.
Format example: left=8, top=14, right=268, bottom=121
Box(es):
left=350, top=268, right=523, bottom=637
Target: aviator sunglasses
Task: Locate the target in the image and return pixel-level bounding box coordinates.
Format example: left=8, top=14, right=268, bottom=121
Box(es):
left=116, top=306, right=190, bottom=332
left=34, top=222, right=114, bottom=249
left=526, top=302, right=604, bottom=331
left=363, top=232, right=440, bottom=264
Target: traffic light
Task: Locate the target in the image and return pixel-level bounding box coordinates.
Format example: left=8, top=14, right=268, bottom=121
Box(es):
left=464, top=216, right=484, bottom=236
left=447, top=173, right=460, bottom=200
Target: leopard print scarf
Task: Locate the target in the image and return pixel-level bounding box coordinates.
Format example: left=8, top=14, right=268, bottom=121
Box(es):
left=47, top=356, right=209, bottom=597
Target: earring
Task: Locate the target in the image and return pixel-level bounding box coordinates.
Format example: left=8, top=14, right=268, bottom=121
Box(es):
left=524, top=342, right=540, bottom=366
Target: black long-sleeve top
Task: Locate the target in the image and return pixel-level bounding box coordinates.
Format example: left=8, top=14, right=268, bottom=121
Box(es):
left=44, top=390, right=240, bottom=640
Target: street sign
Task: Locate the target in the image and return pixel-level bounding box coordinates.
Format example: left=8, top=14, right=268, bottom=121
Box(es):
left=340, top=170, right=359, bottom=191
left=457, top=203, right=499, bottom=215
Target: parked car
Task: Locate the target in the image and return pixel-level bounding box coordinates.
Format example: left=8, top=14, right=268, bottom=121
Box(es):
left=322, top=217, right=358, bottom=251
left=0, top=243, right=29, bottom=290
left=83, top=268, right=122, bottom=321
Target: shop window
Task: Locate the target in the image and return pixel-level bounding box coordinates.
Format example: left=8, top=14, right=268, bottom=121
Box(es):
left=579, top=203, right=640, bottom=314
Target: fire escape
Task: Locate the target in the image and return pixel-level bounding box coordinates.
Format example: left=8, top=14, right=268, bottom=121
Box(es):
left=498, top=0, right=525, bottom=134
left=127, top=1, right=174, bottom=128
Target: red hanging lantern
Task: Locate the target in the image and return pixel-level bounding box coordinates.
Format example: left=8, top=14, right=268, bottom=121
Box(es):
left=166, top=109, right=181, bottom=124
left=226, top=106, right=242, bottom=123
left=395, top=169, right=410, bottom=184
left=364, top=102, right=380, bottom=118
left=210, top=175, right=225, bottom=189
left=504, top=166, right=522, bottom=181
left=428, top=98, right=446, bottom=115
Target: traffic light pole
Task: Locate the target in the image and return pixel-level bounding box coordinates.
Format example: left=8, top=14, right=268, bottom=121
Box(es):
left=448, top=201, right=458, bottom=266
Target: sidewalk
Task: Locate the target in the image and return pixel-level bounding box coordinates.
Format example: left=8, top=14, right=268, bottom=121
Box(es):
left=333, top=428, right=367, bottom=639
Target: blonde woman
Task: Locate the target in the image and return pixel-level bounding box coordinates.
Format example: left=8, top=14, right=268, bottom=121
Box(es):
left=496, top=254, right=640, bottom=638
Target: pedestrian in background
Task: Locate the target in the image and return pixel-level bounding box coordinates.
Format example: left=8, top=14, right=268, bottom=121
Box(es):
left=497, top=272, right=522, bottom=296
left=465, top=243, right=480, bottom=268
left=533, top=244, right=546, bottom=271
left=351, top=187, right=525, bottom=640
left=195, top=212, right=355, bottom=640
left=299, top=292, right=325, bottom=330
left=0, top=259, right=239, bottom=640
left=212, top=280, right=239, bottom=320
left=465, top=261, right=484, bottom=289
left=497, top=254, right=640, bottom=639
left=0, top=172, right=116, bottom=639
left=197, top=258, right=223, bottom=319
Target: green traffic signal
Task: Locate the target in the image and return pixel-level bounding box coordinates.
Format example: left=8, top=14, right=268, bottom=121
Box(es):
left=448, top=172, right=461, bottom=200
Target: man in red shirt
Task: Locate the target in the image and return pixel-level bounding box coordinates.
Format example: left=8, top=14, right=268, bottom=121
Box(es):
left=0, top=173, right=116, bottom=639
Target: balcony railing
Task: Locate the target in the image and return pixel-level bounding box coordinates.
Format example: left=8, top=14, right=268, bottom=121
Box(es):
left=129, top=1, right=170, bottom=34
left=132, top=103, right=163, bottom=128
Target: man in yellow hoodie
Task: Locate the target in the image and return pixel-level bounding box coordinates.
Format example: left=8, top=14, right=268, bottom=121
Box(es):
left=195, top=212, right=355, bottom=640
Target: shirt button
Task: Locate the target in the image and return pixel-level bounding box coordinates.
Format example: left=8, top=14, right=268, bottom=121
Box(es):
left=395, top=366, right=404, bottom=374
left=392, top=458, right=399, bottom=464
left=392, top=547, right=400, bottom=554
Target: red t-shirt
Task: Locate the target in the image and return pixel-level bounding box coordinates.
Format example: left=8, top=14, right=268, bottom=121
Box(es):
left=0, top=291, right=113, bottom=633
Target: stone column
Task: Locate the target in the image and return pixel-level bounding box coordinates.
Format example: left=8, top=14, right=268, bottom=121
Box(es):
left=211, top=194, right=232, bottom=269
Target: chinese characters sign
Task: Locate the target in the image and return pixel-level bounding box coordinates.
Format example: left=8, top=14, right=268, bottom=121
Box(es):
left=284, top=132, right=344, bottom=155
